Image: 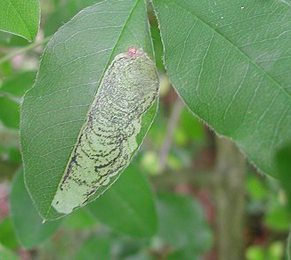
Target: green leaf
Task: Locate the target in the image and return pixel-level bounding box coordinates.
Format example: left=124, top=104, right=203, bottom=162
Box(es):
left=246, top=246, right=266, bottom=260
left=75, top=237, right=110, bottom=260
left=168, top=249, right=201, bottom=260
left=64, top=209, right=96, bottom=230
left=0, top=96, right=19, bottom=129
left=152, top=0, right=291, bottom=176
left=156, top=193, right=212, bottom=253
left=0, top=0, right=40, bottom=41
left=287, top=230, right=291, bottom=260
left=0, top=125, right=20, bottom=163
left=10, top=170, right=61, bottom=248
left=275, top=144, right=291, bottom=210
left=0, top=71, right=36, bottom=97
left=87, top=164, right=157, bottom=237
left=0, top=244, right=20, bottom=260
left=264, top=205, right=290, bottom=232
left=0, top=31, right=30, bottom=47
left=43, top=0, right=101, bottom=36
left=0, top=218, right=19, bottom=249
left=21, top=0, right=157, bottom=220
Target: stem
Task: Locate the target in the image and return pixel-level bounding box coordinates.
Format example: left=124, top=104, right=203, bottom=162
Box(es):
left=0, top=37, right=51, bottom=65
left=213, top=137, right=247, bottom=260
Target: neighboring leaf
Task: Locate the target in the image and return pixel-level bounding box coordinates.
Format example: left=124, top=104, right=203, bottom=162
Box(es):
left=149, top=20, right=164, bottom=71
left=0, top=32, right=30, bottom=47
left=274, top=145, right=291, bottom=259
left=0, top=59, right=13, bottom=78
left=276, top=144, right=291, bottom=210
left=0, top=125, right=20, bottom=163
left=246, top=175, right=268, bottom=202
left=246, top=246, right=266, bottom=260
left=178, top=108, right=204, bottom=142
left=0, top=96, right=19, bottom=129
left=0, top=71, right=36, bottom=97
left=121, top=252, right=153, bottom=260
left=0, top=244, right=20, bottom=260
left=75, top=237, right=110, bottom=260
left=87, top=164, right=157, bottom=237
left=287, top=230, right=291, bottom=260
left=156, top=193, right=212, bottom=253
left=0, top=125, right=18, bottom=149
left=10, top=170, right=61, bottom=248
left=0, top=218, right=18, bottom=249
left=64, top=209, right=96, bottom=230
left=264, top=205, right=290, bottom=232
left=168, top=249, right=201, bottom=260
left=0, top=0, right=40, bottom=41
left=0, top=32, right=12, bottom=44
left=21, top=0, right=157, bottom=220
left=43, top=0, right=101, bottom=36
left=152, top=0, right=291, bottom=176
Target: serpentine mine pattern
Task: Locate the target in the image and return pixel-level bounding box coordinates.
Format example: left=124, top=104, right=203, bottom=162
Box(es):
left=52, top=47, right=159, bottom=214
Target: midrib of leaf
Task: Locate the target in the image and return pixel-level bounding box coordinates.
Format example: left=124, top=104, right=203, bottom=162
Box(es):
left=7, top=0, right=32, bottom=39
left=162, top=0, right=291, bottom=100
left=44, top=0, right=142, bottom=218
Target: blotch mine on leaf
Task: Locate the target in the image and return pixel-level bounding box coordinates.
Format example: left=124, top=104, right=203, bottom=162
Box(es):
left=52, top=47, right=159, bottom=214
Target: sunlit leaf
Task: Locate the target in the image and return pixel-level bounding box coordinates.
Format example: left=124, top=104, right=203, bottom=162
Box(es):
left=0, top=0, right=40, bottom=41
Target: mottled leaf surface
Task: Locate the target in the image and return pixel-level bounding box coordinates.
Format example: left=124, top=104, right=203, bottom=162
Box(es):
left=21, top=0, right=157, bottom=220
left=0, top=0, right=40, bottom=41
left=153, top=0, right=291, bottom=176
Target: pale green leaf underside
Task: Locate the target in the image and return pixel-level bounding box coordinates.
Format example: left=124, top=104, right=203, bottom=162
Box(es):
left=0, top=0, right=40, bottom=41
left=21, top=0, right=157, bottom=220
left=153, top=0, right=291, bottom=176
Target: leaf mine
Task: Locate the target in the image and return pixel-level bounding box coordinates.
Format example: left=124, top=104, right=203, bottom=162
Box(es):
left=52, top=47, right=159, bottom=214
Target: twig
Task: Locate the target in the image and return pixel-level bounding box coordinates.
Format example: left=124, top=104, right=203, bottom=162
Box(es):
left=213, top=137, right=247, bottom=260
left=0, top=36, right=51, bottom=65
